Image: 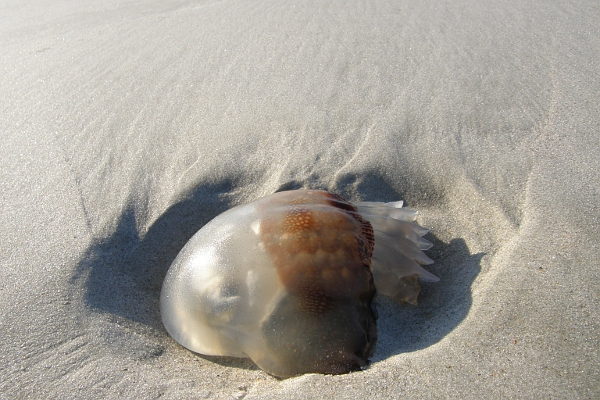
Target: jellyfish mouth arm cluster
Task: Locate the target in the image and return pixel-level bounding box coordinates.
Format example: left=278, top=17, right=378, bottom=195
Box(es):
left=356, top=200, right=438, bottom=305
left=160, top=190, right=437, bottom=377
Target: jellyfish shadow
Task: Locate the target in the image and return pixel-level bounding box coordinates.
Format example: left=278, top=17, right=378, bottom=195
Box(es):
left=372, top=235, right=484, bottom=361
left=71, top=179, right=238, bottom=331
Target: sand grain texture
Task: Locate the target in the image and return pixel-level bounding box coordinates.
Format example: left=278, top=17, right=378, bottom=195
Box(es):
left=1, top=0, right=598, bottom=398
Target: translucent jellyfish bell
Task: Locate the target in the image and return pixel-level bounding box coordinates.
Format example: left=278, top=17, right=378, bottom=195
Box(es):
left=160, top=189, right=436, bottom=378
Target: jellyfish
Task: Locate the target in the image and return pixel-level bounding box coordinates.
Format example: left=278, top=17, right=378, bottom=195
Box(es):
left=160, top=189, right=437, bottom=378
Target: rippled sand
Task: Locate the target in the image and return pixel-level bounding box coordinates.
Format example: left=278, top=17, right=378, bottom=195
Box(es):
left=1, top=0, right=598, bottom=398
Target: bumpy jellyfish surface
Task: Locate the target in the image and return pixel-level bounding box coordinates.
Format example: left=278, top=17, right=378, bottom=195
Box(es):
left=160, top=190, right=437, bottom=378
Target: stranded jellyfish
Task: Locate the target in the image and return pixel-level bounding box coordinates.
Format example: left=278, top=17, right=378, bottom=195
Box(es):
left=160, top=189, right=437, bottom=377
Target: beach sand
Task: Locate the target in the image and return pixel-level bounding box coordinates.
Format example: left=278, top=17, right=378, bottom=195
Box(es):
left=1, top=0, right=598, bottom=398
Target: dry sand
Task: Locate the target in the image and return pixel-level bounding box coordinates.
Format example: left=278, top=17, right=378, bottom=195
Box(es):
left=1, top=0, right=598, bottom=398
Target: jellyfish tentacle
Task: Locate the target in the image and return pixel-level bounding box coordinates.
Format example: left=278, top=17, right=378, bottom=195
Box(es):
left=374, top=230, right=435, bottom=267
left=356, top=201, right=437, bottom=304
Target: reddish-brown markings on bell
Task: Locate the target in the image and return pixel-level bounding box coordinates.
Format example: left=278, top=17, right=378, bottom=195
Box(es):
left=258, top=190, right=374, bottom=315
left=324, top=192, right=375, bottom=263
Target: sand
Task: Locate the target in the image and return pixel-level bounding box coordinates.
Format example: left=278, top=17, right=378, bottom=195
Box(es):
left=1, top=0, right=598, bottom=398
